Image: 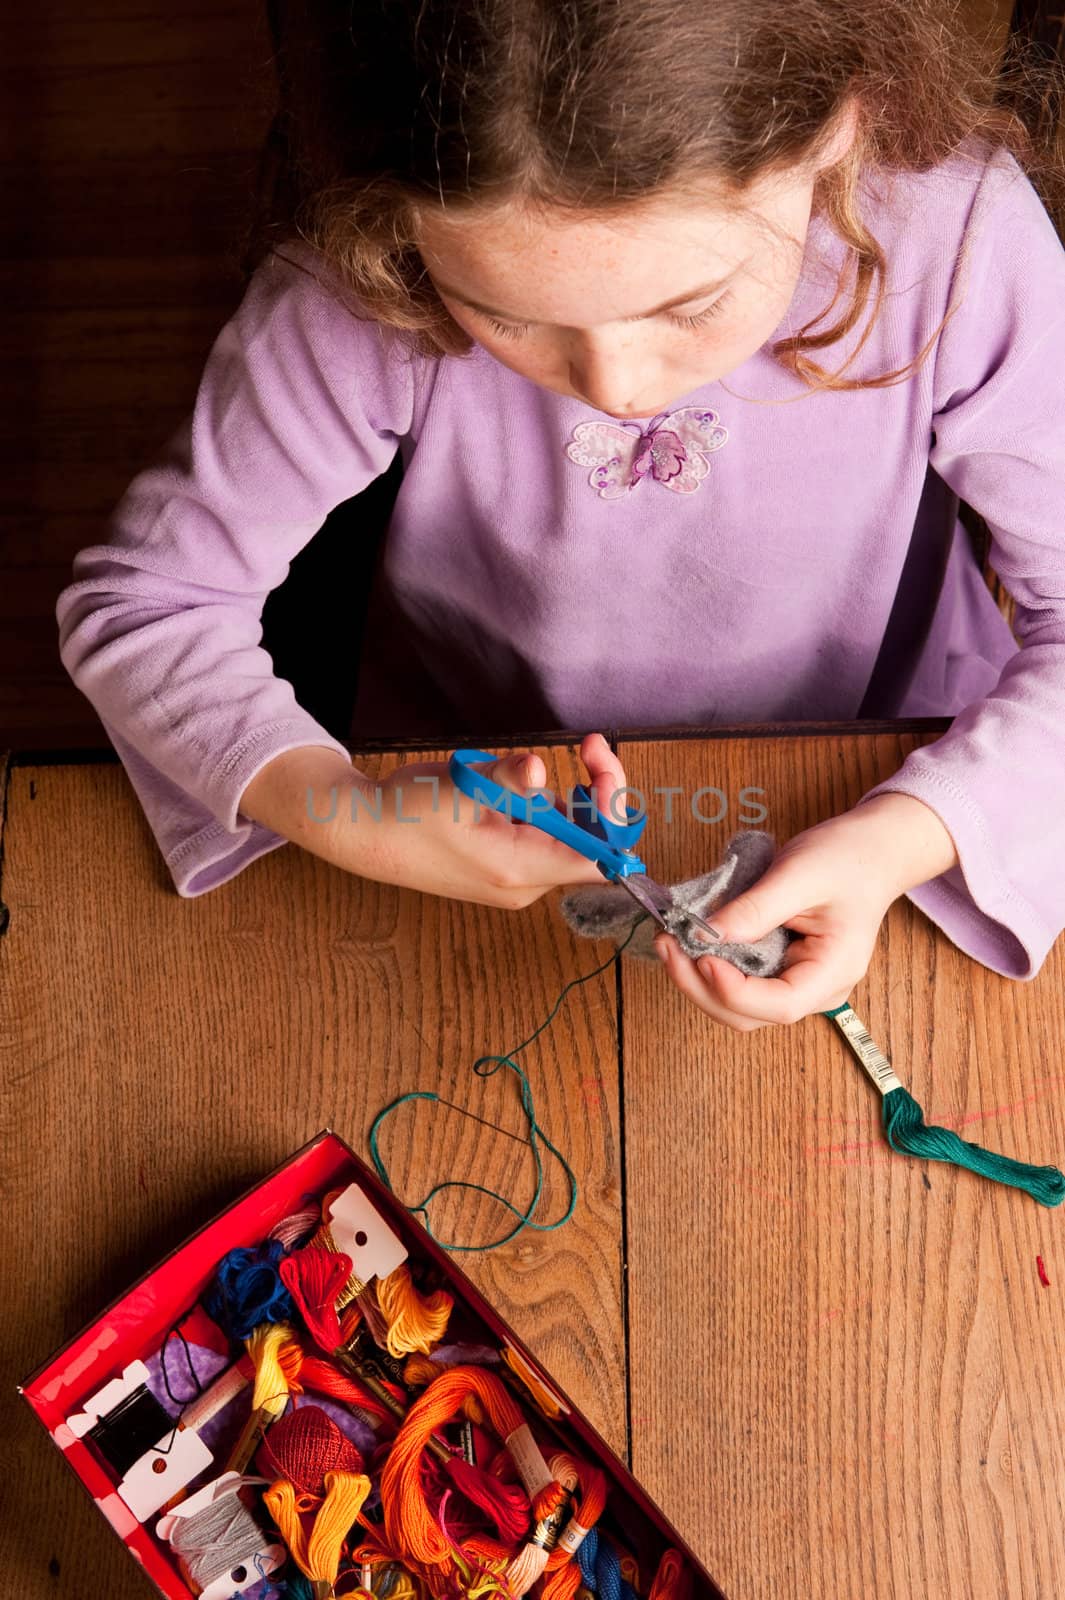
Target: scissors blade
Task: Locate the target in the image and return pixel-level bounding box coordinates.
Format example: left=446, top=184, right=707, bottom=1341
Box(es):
left=615, top=873, right=670, bottom=929
left=616, top=873, right=722, bottom=942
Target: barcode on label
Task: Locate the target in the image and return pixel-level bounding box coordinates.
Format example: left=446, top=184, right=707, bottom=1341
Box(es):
left=831, top=1007, right=904, bottom=1096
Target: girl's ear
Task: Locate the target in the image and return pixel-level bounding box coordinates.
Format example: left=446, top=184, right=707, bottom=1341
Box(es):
left=812, top=93, right=862, bottom=174
left=558, top=882, right=642, bottom=941
left=712, top=830, right=778, bottom=899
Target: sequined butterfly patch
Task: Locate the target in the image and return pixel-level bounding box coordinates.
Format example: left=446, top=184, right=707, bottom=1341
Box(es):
left=565, top=407, right=729, bottom=499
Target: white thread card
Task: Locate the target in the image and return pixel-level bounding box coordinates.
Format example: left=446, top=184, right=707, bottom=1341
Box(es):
left=328, top=1184, right=409, bottom=1282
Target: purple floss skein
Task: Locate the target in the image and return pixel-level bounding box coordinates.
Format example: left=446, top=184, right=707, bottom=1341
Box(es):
left=429, top=1343, right=501, bottom=1367
left=145, top=1337, right=237, bottom=1455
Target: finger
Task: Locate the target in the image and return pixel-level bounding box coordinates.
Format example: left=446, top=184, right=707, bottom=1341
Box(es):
left=446, top=752, right=603, bottom=891
left=484, top=749, right=546, bottom=796
left=724, top=938, right=854, bottom=1015
left=580, top=731, right=629, bottom=822
left=654, top=936, right=768, bottom=1031
left=471, top=760, right=610, bottom=886
left=692, top=946, right=850, bottom=1023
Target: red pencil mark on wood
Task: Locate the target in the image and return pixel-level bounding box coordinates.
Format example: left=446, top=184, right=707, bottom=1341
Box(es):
left=1037, top=1255, right=1050, bottom=1287
left=818, top=1151, right=895, bottom=1168
left=806, top=1137, right=881, bottom=1158
left=815, top=1293, right=874, bottom=1328
left=810, top=1072, right=1065, bottom=1135
left=955, top=1088, right=1052, bottom=1128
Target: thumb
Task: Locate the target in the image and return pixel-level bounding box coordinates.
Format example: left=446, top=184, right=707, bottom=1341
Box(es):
left=703, top=871, right=792, bottom=946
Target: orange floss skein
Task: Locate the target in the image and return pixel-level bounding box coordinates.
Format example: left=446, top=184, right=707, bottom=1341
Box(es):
left=648, top=1549, right=692, bottom=1600
left=538, top=1454, right=609, bottom=1600
left=381, top=1365, right=565, bottom=1595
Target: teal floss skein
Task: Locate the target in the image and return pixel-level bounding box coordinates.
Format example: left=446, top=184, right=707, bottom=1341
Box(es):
left=882, top=1083, right=1065, bottom=1206
left=822, top=1002, right=1065, bottom=1206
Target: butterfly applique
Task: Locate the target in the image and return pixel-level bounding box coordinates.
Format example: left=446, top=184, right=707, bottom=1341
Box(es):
left=565, top=406, right=729, bottom=500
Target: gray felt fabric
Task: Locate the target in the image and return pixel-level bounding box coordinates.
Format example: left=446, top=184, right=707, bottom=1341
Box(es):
left=559, top=829, right=792, bottom=977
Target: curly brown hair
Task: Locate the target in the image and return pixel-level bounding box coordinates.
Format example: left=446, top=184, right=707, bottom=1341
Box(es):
left=242, top=0, right=1065, bottom=393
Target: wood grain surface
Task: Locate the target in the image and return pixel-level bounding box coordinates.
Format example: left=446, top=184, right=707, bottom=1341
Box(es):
left=4, top=728, right=1065, bottom=1597
left=616, top=733, right=1065, bottom=1599
left=0, top=746, right=625, bottom=1595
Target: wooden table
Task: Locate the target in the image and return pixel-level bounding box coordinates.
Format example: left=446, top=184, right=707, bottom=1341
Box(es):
left=2, top=722, right=1064, bottom=1599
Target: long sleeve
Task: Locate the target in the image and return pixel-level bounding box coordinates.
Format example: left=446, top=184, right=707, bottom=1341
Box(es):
left=57, top=245, right=417, bottom=896
left=855, top=150, right=1065, bottom=979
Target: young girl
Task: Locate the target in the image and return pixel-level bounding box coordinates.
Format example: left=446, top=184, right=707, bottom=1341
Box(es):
left=56, top=0, right=1065, bottom=1032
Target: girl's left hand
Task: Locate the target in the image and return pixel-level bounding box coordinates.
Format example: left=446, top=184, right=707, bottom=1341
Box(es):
left=653, top=795, right=957, bottom=1030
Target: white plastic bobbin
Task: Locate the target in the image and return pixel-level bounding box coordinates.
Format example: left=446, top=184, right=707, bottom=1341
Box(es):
left=327, top=1185, right=408, bottom=1282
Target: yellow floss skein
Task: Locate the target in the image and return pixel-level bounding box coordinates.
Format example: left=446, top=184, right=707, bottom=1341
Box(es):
left=248, top=1320, right=297, bottom=1418
left=376, top=1265, right=454, bottom=1358
left=378, top=1574, right=422, bottom=1600
left=264, top=1470, right=371, bottom=1587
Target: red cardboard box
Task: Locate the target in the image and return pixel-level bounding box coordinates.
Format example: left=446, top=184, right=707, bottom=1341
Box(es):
left=20, top=1131, right=728, bottom=1600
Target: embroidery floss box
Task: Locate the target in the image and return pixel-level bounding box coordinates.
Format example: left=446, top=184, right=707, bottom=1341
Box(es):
left=19, top=1131, right=730, bottom=1600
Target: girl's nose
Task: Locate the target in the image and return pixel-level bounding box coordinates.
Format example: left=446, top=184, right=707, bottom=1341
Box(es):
left=567, top=336, right=648, bottom=418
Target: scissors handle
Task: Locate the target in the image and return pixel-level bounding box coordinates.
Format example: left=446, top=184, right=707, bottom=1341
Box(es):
left=448, top=748, right=649, bottom=879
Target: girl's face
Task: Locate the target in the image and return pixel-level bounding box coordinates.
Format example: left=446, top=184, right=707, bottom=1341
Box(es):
left=416, top=112, right=857, bottom=418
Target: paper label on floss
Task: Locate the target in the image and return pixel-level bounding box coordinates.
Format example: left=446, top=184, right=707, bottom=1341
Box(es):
left=504, top=1421, right=553, bottom=1497
left=180, top=1362, right=248, bottom=1431
left=328, top=1185, right=408, bottom=1282
left=557, top=1517, right=593, bottom=1555
left=829, top=1006, right=903, bottom=1096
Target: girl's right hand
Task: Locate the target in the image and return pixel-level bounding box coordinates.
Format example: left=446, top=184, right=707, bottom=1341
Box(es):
left=286, top=732, right=626, bottom=908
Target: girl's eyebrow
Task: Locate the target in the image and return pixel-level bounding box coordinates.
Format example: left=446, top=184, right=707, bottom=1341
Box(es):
left=431, top=262, right=745, bottom=323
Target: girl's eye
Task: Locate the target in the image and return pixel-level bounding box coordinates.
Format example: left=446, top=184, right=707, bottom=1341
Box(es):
left=667, top=289, right=734, bottom=329
left=481, top=287, right=734, bottom=341
left=484, top=316, right=530, bottom=340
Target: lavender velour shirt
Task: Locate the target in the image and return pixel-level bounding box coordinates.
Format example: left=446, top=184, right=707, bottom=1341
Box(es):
left=57, top=142, right=1065, bottom=979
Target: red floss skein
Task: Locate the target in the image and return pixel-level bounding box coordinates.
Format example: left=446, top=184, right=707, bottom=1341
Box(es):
left=445, top=1456, right=531, bottom=1543
left=296, top=1353, right=404, bottom=1426
left=255, top=1404, right=365, bottom=1496
left=280, top=1246, right=354, bottom=1353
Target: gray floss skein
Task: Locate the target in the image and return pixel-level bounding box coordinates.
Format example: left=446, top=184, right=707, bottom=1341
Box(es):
left=559, top=830, right=795, bottom=977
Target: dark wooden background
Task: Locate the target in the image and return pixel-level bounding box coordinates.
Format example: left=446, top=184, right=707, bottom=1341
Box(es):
left=3, top=0, right=1051, bottom=754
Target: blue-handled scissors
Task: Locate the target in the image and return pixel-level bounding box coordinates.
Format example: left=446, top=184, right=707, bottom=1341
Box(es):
left=448, top=748, right=722, bottom=941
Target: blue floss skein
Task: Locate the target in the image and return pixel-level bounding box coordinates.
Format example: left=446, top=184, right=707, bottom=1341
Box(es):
left=577, top=1527, right=639, bottom=1600
left=204, top=1238, right=295, bottom=1341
